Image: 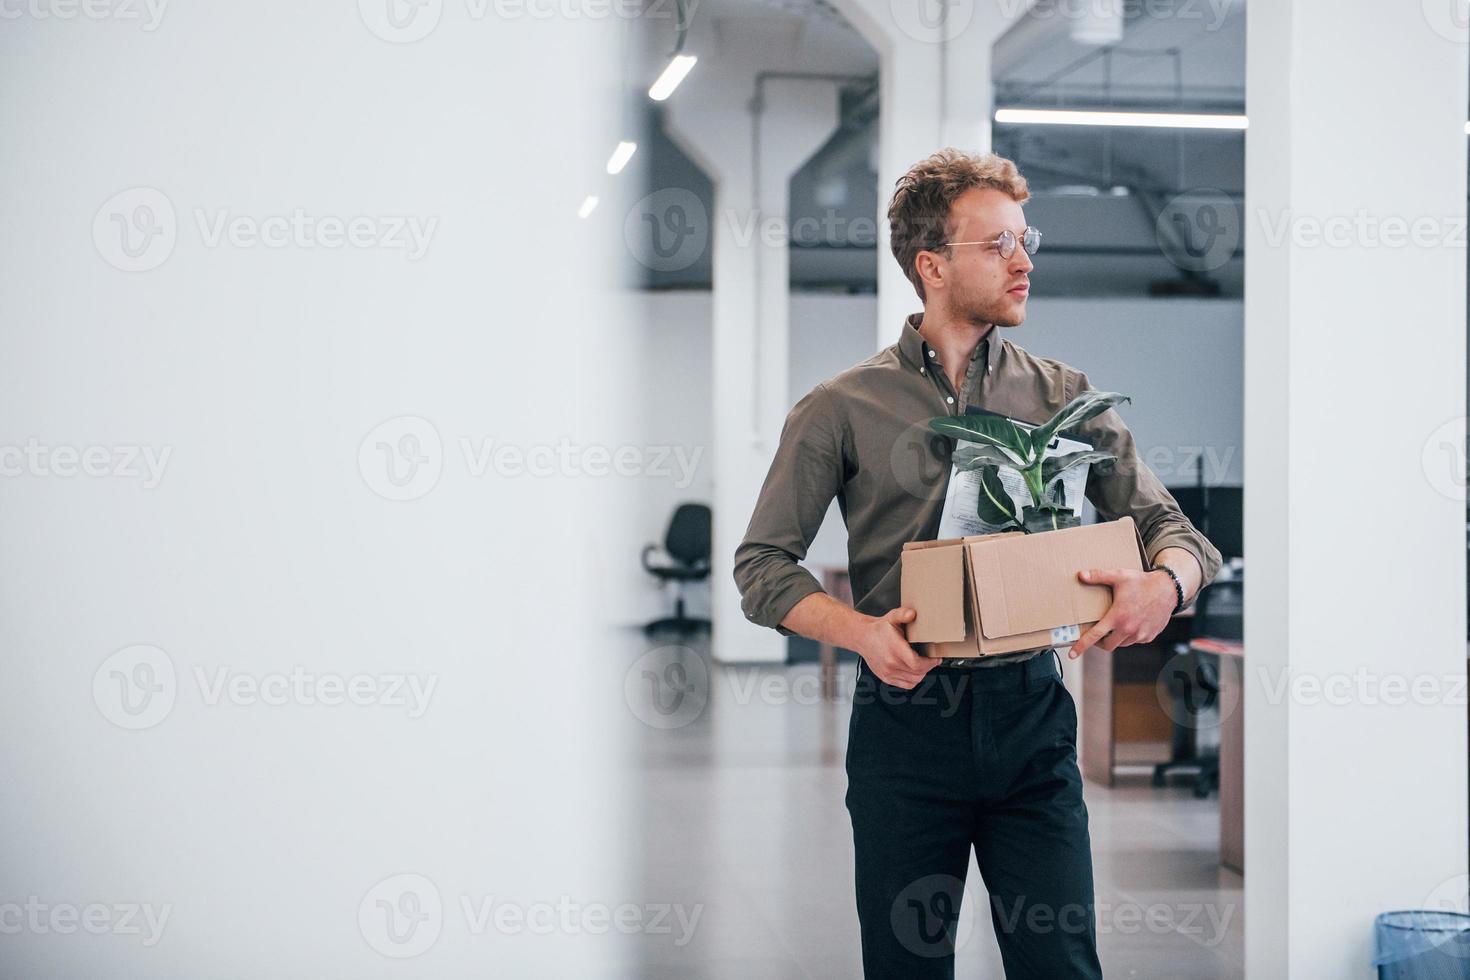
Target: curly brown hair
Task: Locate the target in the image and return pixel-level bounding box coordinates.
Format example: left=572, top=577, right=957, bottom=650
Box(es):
left=887, top=149, right=1030, bottom=300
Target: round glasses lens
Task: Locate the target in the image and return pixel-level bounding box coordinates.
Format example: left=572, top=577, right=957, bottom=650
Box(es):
left=1022, top=227, right=1041, bottom=255
left=996, top=229, right=1016, bottom=259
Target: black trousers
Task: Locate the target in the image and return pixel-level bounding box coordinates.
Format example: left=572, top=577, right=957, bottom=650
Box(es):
left=845, top=653, right=1103, bottom=980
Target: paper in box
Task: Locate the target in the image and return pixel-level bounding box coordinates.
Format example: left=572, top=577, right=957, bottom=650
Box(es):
left=900, top=516, right=1148, bottom=657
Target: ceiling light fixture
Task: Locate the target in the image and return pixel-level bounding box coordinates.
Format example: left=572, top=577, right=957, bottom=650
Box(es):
left=995, top=108, right=1248, bottom=131
left=649, top=55, right=698, bottom=102
left=606, top=141, right=637, bottom=175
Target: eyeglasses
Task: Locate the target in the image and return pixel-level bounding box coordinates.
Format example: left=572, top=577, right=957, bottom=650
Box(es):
left=938, top=226, right=1042, bottom=259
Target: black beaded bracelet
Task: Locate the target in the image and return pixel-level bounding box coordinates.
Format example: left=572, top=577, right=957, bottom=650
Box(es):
left=1153, top=563, right=1186, bottom=613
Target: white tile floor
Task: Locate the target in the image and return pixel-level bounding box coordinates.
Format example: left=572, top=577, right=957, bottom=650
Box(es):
left=622, top=638, right=1244, bottom=979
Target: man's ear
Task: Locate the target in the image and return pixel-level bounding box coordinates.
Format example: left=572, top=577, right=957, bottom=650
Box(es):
left=915, top=250, right=944, bottom=295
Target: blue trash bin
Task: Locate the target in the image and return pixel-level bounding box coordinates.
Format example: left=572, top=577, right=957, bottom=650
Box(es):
left=1375, top=911, right=1470, bottom=980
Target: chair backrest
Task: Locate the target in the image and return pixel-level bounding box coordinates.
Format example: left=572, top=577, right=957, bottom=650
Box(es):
left=665, top=503, right=712, bottom=565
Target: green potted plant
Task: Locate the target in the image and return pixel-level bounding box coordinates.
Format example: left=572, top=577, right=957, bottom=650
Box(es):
left=928, top=390, right=1130, bottom=534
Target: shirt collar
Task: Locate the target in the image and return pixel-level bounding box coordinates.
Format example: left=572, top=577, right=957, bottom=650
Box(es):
left=897, top=313, right=1002, bottom=375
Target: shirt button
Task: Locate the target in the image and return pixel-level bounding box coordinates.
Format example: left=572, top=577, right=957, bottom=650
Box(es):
left=928, top=350, right=936, bottom=358
left=946, top=396, right=955, bottom=404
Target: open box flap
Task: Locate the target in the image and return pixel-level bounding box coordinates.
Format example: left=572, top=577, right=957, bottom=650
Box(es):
left=966, top=517, right=1146, bottom=641
left=900, top=542, right=968, bottom=643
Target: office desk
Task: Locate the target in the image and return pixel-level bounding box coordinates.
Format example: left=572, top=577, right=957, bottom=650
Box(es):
left=1080, top=612, right=1194, bottom=786
left=1192, top=637, right=1244, bottom=875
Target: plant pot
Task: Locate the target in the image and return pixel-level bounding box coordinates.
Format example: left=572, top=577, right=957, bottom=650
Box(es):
left=1021, top=504, right=1082, bottom=534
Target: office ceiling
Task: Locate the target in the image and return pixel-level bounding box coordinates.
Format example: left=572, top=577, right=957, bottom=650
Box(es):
left=639, top=0, right=1250, bottom=296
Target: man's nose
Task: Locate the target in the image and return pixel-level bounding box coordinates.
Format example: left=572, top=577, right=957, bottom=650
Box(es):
left=1011, top=248, right=1034, bottom=275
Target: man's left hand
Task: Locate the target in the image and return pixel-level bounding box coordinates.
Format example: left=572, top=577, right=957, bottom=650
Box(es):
left=1066, top=568, right=1178, bottom=658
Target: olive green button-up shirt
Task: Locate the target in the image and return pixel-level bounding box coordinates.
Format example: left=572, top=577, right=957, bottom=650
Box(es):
left=733, top=313, right=1223, bottom=667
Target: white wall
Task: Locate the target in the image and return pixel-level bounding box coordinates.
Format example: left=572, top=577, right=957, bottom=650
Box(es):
left=1, top=7, right=631, bottom=977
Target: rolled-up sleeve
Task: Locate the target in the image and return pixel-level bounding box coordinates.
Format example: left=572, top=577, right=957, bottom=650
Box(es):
left=733, top=382, right=846, bottom=634
left=1071, top=370, right=1224, bottom=588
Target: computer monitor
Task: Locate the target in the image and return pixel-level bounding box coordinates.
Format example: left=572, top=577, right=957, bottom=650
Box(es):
left=1167, top=485, right=1243, bottom=561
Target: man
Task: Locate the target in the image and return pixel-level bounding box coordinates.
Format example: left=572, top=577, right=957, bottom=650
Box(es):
left=733, top=149, right=1222, bottom=978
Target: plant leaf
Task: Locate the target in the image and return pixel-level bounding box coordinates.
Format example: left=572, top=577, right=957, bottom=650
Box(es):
left=929, top=413, right=1033, bottom=462
left=1030, top=390, right=1131, bottom=455
left=972, top=464, right=1021, bottom=528
left=1040, top=449, right=1118, bottom=485
left=953, top=444, right=1022, bottom=472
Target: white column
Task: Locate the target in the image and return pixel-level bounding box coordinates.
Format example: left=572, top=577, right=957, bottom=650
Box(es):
left=666, top=56, right=840, bottom=663
left=1244, top=3, right=1468, bottom=976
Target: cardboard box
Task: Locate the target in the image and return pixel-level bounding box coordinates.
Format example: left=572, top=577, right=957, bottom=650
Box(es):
left=900, top=517, right=1147, bottom=657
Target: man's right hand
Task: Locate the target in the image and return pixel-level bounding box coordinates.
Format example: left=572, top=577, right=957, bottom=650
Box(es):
left=855, top=607, right=940, bottom=690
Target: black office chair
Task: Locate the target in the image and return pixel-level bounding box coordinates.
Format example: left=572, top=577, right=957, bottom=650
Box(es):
left=1153, top=483, right=1243, bottom=797
left=642, top=503, right=712, bottom=636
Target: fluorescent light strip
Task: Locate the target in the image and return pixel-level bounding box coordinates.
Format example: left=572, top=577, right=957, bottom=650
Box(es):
left=577, top=195, right=599, bottom=219
left=995, top=108, right=1248, bottom=130
left=1464, top=121, right=1470, bottom=134
left=606, top=141, right=637, bottom=175
left=649, top=55, right=698, bottom=102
